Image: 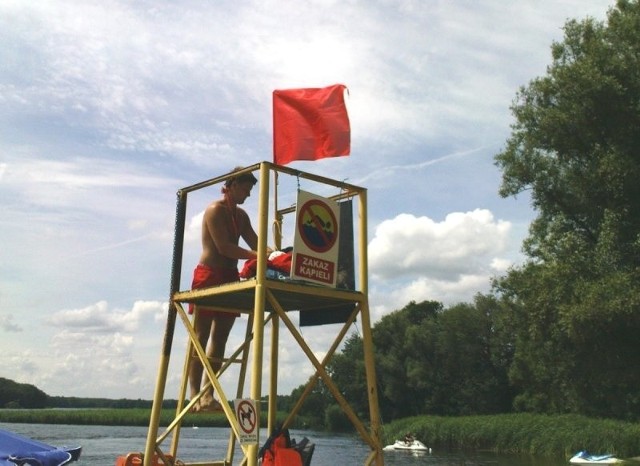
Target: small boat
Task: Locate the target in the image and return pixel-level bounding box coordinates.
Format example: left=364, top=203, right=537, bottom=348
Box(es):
left=569, top=451, right=623, bottom=464
left=383, top=439, right=431, bottom=452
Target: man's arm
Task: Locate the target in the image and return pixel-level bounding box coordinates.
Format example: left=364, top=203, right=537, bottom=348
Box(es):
left=238, top=209, right=273, bottom=257
left=238, top=209, right=259, bottom=251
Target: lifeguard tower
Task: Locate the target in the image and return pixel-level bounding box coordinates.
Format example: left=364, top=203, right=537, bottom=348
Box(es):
left=136, top=162, right=384, bottom=466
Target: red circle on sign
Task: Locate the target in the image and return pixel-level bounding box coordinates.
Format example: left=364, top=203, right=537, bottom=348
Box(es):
left=236, top=400, right=257, bottom=434
left=297, top=199, right=338, bottom=253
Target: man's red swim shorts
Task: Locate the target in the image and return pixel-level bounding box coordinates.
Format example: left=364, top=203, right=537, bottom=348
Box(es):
left=188, top=264, right=240, bottom=318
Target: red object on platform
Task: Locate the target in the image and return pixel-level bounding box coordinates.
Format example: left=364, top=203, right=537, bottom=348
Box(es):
left=115, top=453, right=174, bottom=466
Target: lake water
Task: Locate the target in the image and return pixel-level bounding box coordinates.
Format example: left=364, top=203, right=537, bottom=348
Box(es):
left=1, top=422, right=569, bottom=465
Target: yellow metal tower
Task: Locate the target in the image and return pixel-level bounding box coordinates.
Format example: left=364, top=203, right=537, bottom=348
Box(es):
left=138, top=162, right=384, bottom=466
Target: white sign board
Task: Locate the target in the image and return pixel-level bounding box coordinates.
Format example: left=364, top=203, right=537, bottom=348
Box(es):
left=233, top=398, right=258, bottom=445
left=291, top=190, right=340, bottom=287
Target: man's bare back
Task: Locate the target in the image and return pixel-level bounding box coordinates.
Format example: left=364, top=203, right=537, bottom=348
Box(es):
left=199, top=199, right=253, bottom=269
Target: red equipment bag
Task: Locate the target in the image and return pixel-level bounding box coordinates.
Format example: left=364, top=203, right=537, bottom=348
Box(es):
left=260, top=428, right=302, bottom=466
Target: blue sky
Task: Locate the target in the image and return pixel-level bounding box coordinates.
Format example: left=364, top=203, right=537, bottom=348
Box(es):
left=1, top=0, right=613, bottom=399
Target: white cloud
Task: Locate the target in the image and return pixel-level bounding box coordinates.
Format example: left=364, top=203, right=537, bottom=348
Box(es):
left=369, top=209, right=511, bottom=280
left=366, top=209, right=514, bottom=315
left=186, top=211, right=204, bottom=245
left=49, top=300, right=166, bottom=333
left=0, top=300, right=168, bottom=397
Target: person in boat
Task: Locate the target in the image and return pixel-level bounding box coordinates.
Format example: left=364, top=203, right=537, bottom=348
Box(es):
left=188, top=167, right=268, bottom=412
left=404, top=432, right=415, bottom=445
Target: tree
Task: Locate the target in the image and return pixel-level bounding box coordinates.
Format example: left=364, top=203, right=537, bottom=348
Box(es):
left=285, top=379, right=332, bottom=429
left=0, top=377, right=48, bottom=408
left=373, top=300, right=442, bottom=420
left=494, top=0, right=640, bottom=420
left=406, top=296, right=514, bottom=416
left=326, top=333, right=368, bottom=420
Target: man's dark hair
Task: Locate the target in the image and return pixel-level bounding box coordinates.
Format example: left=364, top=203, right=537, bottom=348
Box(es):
left=225, top=166, right=257, bottom=187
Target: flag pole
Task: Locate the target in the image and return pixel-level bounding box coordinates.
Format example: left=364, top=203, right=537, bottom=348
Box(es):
left=272, top=89, right=282, bottom=250
left=273, top=170, right=281, bottom=250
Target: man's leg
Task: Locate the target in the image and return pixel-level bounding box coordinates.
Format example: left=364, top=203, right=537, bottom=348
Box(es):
left=189, top=311, right=214, bottom=412
left=199, top=315, right=236, bottom=410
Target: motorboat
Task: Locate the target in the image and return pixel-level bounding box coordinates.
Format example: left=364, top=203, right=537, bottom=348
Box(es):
left=570, top=451, right=623, bottom=464
left=383, top=439, right=431, bottom=452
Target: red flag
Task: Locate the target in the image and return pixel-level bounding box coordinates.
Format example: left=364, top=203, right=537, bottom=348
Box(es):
left=273, top=84, right=350, bottom=165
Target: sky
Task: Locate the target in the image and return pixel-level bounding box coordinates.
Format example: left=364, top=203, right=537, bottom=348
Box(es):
left=0, top=0, right=614, bottom=401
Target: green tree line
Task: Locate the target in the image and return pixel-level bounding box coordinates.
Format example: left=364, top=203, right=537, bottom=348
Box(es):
left=275, top=298, right=516, bottom=430
left=0, top=377, right=179, bottom=410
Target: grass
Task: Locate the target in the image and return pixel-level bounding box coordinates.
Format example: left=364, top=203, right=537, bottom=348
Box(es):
left=0, top=408, right=230, bottom=428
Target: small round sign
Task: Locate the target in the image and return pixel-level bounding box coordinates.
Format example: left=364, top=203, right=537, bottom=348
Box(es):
left=236, top=400, right=257, bottom=434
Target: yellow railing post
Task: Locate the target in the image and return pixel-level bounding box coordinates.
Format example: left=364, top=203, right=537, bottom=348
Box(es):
left=358, top=190, right=384, bottom=465
left=143, top=189, right=187, bottom=466
left=247, top=162, right=270, bottom=466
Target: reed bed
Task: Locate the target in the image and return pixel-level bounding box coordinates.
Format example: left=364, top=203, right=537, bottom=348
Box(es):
left=0, top=408, right=230, bottom=428
left=382, top=413, right=640, bottom=458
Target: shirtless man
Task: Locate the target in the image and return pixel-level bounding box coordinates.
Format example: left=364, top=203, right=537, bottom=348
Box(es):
left=188, top=167, right=263, bottom=412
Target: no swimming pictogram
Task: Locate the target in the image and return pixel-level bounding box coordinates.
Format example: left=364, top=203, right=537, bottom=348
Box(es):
left=297, top=199, right=338, bottom=253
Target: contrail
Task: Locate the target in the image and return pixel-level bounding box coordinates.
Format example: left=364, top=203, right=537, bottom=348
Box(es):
left=354, top=145, right=494, bottom=185
left=64, top=233, right=155, bottom=258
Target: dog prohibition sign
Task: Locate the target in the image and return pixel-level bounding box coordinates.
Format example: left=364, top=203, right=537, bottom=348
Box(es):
left=236, top=400, right=257, bottom=435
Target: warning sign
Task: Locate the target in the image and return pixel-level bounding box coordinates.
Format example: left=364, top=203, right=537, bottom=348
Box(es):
left=292, top=191, right=339, bottom=287
left=234, top=399, right=258, bottom=445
